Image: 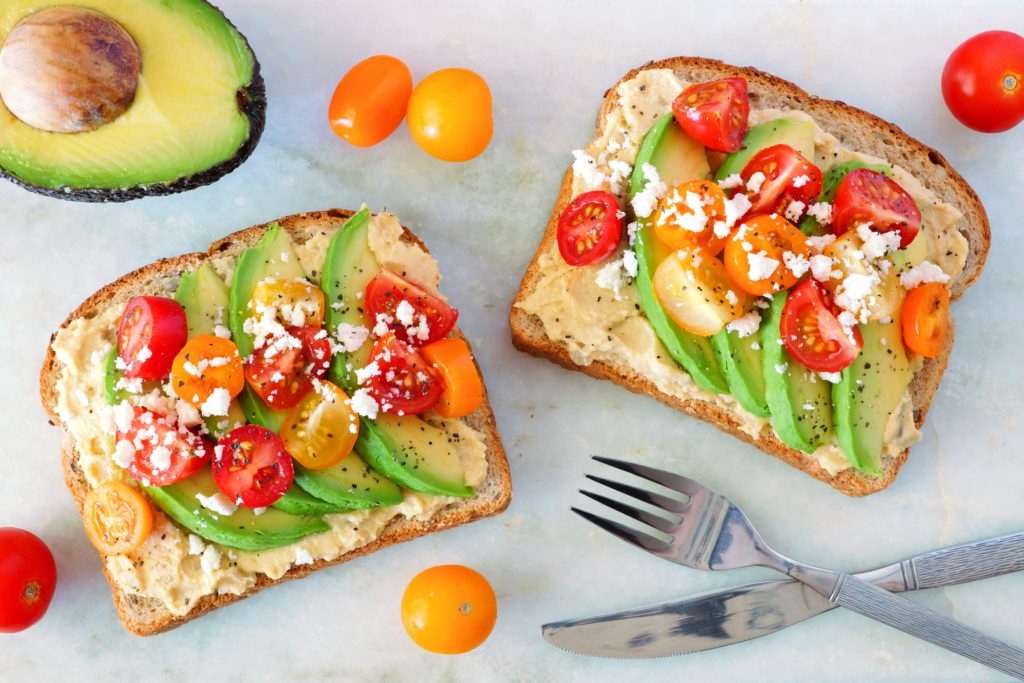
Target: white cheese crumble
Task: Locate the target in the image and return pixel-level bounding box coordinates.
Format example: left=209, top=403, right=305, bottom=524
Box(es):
left=200, top=544, right=221, bottom=575
left=294, top=548, right=314, bottom=566
left=213, top=325, right=232, bottom=339
left=149, top=446, right=172, bottom=472
left=726, top=311, right=761, bottom=338
left=792, top=174, right=810, bottom=188
left=187, top=534, right=206, bottom=556
left=857, top=224, right=902, bottom=260
left=572, top=150, right=607, bottom=190
left=806, top=201, right=832, bottom=226
left=200, top=387, right=232, bottom=418
left=630, top=163, right=667, bottom=219
left=774, top=363, right=789, bottom=375
left=746, top=252, right=780, bottom=281
left=746, top=171, right=766, bottom=193
left=350, top=388, right=380, bottom=419
left=806, top=234, right=837, bottom=253
left=809, top=254, right=838, bottom=282
left=784, top=200, right=806, bottom=223
left=195, top=491, right=238, bottom=516
left=900, top=261, right=951, bottom=289
left=334, top=323, right=369, bottom=353
left=112, top=440, right=136, bottom=469
left=782, top=251, right=810, bottom=278
left=819, top=371, right=842, bottom=384
left=717, top=173, right=743, bottom=190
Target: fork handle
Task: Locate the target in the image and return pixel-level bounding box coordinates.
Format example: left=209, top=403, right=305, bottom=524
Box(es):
left=834, top=574, right=1024, bottom=680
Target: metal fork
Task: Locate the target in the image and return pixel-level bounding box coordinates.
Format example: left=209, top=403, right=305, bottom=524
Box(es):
left=576, top=456, right=1024, bottom=680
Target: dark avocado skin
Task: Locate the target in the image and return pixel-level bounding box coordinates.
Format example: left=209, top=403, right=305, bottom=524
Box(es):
left=0, top=1, right=266, bottom=203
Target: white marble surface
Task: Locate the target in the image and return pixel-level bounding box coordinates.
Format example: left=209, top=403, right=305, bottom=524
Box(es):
left=2, top=0, right=1023, bottom=680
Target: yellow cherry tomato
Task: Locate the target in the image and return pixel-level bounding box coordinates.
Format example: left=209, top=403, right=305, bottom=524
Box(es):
left=170, top=335, right=245, bottom=409
left=280, top=381, right=358, bottom=470
left=328, top=55, right=412, bottom=147
left=251, top=278, right=326, bottom=327
left=653, top=247, right=748, bottom=337
left=401, top=565, right=497, bottom=654
left=407, top=68, right=493, bottom=162
left=83, top=482, right=153, bottom=555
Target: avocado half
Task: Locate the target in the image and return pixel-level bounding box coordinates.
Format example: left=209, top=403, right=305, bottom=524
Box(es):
left=0, top=1, right=266, bottom=202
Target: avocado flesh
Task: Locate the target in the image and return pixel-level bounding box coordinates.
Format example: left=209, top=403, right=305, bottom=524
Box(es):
left=714, top=119, right=816, bottom=181
left=712, top=328, right=769, bottom=417
left=890, top=229, right=929, bottom=275
left=272, top=484, right=358, bottom=516
left=145, top=468, right=328, bottom=551
left=833, top=321, right=911, bottom=476
left=323, top=209, right=375, bottom=392
left=762, top=294, right=833, bottom=453
left=293, top=452, right=404, bottom=509
left=0, top=0, right=264, bottom=200
left=629, top=113, right=728, bottom=394
left=798, top=160, right=892, bottom=235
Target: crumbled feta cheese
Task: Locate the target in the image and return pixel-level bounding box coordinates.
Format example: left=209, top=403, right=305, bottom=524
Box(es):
left=200, top=388, right=232, bottom=418
left=630, top=163, right=667, bottom=218
left=607, top=159, right=632, bottom=195
left=626, top=221, right=639, bottom=244
left=136, top=346, right=153, bottom=362
left=394, top=300, right=416, bottom=326
left=784, top=200, right=806, bottom=223
left=802, top=401, right=815, bottom=411
left=195, top=491, right=238, bottom=516
left=723, top=193, right=752, bottom=229
left=280, top=251, right=290, bottom=263
left=149, top=446, right=172, bottom=472
left=746, top=251, right=780, bottom=281
left=213, top=325, right=231, bottom=339
left=114, top=376, right=143, bottom=394
left=572, top=150, right=607, bottom=190
left=725, top=289, right=739, bottom=306
left=805, top=201, right=832, bottom=226
left=112, top=400, right=135, bottom=434
left=751, top=341, right=761, bottom=351
left=188, top=534, right=206, bottom=556
left=112, top=440, right=136, bottom=468
left=717, top=173, right=744, bottom=190
left=200, top=544, right=221, bottom=575
left=806, top=233, right=836, bottom=252
left=809, top=254, right=838, bottom=282
left=857, top=224, right=902, bottom=260
left=840, top=273, right=879, bottom=303
left=819, top=371, right=842, bottom=384
left=726, top=311, right=761, bottom=338
left=595, top=257, right=631, bottom=301
left=783, top=251, right=810, bottom=278
left=792, top=174, right=810, bottom=188
left=350, top=388, right=379, bottom=420
left=900, top=261, right=951, bottom=289
left=355, top=361, right=381, bottom=385
left=253, top=507, right=266, bottom=516
left=294, top=547, right=314, bottom=566
left=372, top=313, right=393, bottom=338
left=774, top=363, right=789, bottom=375
left=176, top=399, right=202, bottom=428
left=746, top=171, right=766, bottom=193
left=334, top=323, right=369, bottom=353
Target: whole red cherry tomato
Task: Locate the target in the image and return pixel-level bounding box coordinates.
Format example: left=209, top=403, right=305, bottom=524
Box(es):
left=942, top=30, right=1024, bottom=133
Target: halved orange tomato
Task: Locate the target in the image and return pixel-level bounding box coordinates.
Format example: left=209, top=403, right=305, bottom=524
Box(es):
left=82, top=482, right=154, bottom=555
left=280, top=380, right=359, bottom=470
left=652, top=247, right=748, bottom=337
left=420, top=338, right=483, bottom=418
left=652, top=179, right=730, bottom=255
left=170, top=335, right=245, bottom=409
left=901, top=282, right=950, bottom=358
left=723, top=214, right=810, bottom=296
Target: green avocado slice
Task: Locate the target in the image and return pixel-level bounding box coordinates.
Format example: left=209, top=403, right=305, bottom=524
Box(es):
left=272, top=484, right=358, bottom=516
left=293, top=451, right=404, bottom=509
left=629, top=113, right=727, bottom=394
left=146, top=468, right=328, bottom=551
left=323, top=208, right=374, bottom=393
left=714, top=118, right=816, bottom=181
left=356, top=415, right=472, bottom=498
left=712, top=326, right=769, bottom=418
left=797, top=160, right=892, bottom=235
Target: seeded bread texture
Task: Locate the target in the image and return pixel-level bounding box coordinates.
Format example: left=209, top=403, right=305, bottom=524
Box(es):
left=40, top=208, right=513, bottom=635
left=510, top=56, right=989, bottom=496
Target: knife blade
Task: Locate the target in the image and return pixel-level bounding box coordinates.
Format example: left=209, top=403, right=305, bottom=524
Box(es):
left=542, top=531, right=1024, bottom=658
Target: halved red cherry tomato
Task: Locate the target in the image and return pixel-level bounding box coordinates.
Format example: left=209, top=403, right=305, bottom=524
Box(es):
left=901, top=282, right=950, bottom=358
left=365, top=271, right=458, bottom=346
left=117, top=296, right=188, bottom=380
left=364, top=333, right=442, bottom=415
left=652, top=179, right=730, bottom=255
left=328, top=55, right=413, bottom=147
left=117, top=407, right=212, bottom=486
left=831, top=168, right=921, bottom=248
left=723, top=214, right=810, bottom=296
left=556, top=190, right=623, bottom=266
left=740, top=144, right=822, bottom=217
left=942, top=30, right=1024, bottom=133
left=780, top=279, right=863, bottom=373
left=214, top=425, right=294, bottom=507
left=245, top=326, right=333, bottom=410
left=671, top=78, right=750, bottom=153
left=0, top=528, right=56, bottom=633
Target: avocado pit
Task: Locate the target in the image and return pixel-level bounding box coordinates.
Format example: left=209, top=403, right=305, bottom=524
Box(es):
left=0, top=5, right=141, bottom=133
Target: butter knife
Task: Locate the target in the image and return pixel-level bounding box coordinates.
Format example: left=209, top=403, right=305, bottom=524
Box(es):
left=542, top=531, right=1024, bottom=659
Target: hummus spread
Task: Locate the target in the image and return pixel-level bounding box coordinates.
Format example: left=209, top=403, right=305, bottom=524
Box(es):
left=52, top=211, right=488, bottom=616
left=518, top=69, right=967, bottom=476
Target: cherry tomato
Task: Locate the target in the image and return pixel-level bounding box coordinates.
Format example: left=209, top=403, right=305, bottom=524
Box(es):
left=556, top=190, right=623, bottom=266
left=653, top=247, right=748, bottom=337
left=781, top=279, right=863, bottom=373
left=365, top=270, right=458, bottom=346
left=832, top=168, right=921, bottom=248
left=724, top=214, right=810, bottom=296
left=420, top=338, right=483, bottom=418
left=82, top=482, right=154, bottom=556
left=942, top=30, right=1024, bottom=133
left=0, top=528, right=56, bottom=633
left=901, top=282, right=950, bottom=358
left=407, top=68, right=493, bottom=162
left=671, top=77, right=750, bottom=153
left=401, top=565, right=497, bottom=654
left=740, top=144, right=822, bottom=218
left=251, top=278, right=326, bottom=328
left=652, top=179, right=730, bottom=254
left=364, top=333, right=442, bottom=415
left=117, top=407, right=212, bottom=486
left=245, top=326, right=333, bottom=410
left=214, top=425, right=294, bottom=507
left=117, top=296, right=188, bottom=380
left=170, top=335, right=245, bottom=410
left=328, top=55, right=413, bottom=147
left=280, top=380, right=358, bottom=470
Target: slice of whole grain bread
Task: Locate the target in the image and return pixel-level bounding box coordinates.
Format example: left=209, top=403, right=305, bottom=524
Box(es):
left=40, top=208, right=512, bottom=635
left=510, top=56, right=989, bottom=496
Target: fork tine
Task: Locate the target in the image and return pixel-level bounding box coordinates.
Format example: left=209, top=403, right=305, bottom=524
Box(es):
left=571, top=507, right=672, bottom=554
left=592, top=455, right=706, bottom=497
left=579, top=489, right=679, bottom=534
left=585, top=474, right=689, bottom=514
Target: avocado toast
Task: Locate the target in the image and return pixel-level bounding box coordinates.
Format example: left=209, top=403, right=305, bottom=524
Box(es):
left=40, top=208, right=512, bottom=634
left=511, top=57, right=989, bottom=496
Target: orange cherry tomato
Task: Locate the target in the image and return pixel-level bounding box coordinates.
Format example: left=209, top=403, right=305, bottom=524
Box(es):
left=280, top=380, right=358, bottom=470
left=407, top=68, right=493, bottom=162
left=723, top=214, right=810, bottom=296
left=901, top=282, right=950, bottom=358
left=328, top=55, right=412, bottom=147
left=170, top=335, right=245, bottom=409
left=420, top=338, right=483, bottom=418
left=652, top=179, right=730, bottom=255
left=401, top=565, right=497, bottom=654
left=82, top=482, right=154, bottom=555
left=652, top=247, right=748, bottom=337
left=251, top=278, right=326, bottom=328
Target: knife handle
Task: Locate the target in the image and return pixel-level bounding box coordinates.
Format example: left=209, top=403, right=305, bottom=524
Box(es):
left=908, top=532, right=1024, bottom=590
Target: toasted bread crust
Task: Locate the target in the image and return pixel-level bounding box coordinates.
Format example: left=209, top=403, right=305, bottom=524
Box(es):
left=41, top=209, right=512, bottom=635
left=511, top=57, right=987, bottom=496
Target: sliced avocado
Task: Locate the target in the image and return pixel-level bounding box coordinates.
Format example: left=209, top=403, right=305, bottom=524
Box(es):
left=890, top=229, right=929, bottom=275
left=0, top=0, right=265, bottom=202
left=357, top=415, right=473, bottom=498
left=238, top=384, right=287, bottom=434
left=714, top=119, right=815, bottom=181
left=293, top=451, right=404, bottom=509
left=712, top=328, right=769, bottom=417
left=629, top=113, right=728, bottom=394
left=833, top=321, right=911, bottom=476
left=762, top=294, right=833, bottom=453
left=323, top=209, right=375, bottom=393
left=797, top=160, right=892, bottom=235
left=176, top=262, right=231, bottom=337
left=272, top=484, right=357, bottom=516
left=145, top=468, right=328, bottom=551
